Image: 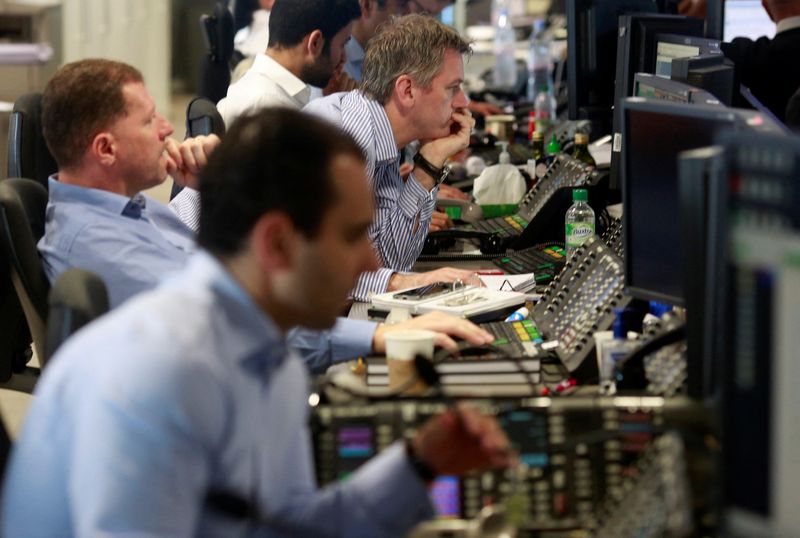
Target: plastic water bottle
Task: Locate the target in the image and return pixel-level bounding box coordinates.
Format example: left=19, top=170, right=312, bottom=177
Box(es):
left=534, top=84, right=557, bottom=135
left=526, top=19, right=548, bottom=101
left=565, top=188, right=595, bottom=260
left=528, top=19, right=550, bottom=103
left=492, top=0, right=517, bottom=89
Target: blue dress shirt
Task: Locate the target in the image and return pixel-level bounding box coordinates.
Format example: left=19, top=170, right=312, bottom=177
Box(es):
left=37, top=177, right=374, bottom=373
left=1, top=252, right=434, bottom=537
left=343, top=37, right=365, bottom=82
left=304, top=91, right=438, bottom=301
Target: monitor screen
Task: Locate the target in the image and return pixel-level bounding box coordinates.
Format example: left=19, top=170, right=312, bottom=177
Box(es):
left=723, top=0, right=776, bottom=41
left=655, top=41, right=701, bottom=76
left=566, top=0, right=659, bottom=122
left=621, top=99, right=739, bottom=305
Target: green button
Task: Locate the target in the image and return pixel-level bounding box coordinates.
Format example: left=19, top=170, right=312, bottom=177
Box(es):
left=522, top=320, right=533, bottom=327
left=537, top=263, right=554, bottom=270
left=535, top=274, right=551, bottom=281
left=493, top=338, right=509, bottom=346
left=502, top=258, right=510, bottom=263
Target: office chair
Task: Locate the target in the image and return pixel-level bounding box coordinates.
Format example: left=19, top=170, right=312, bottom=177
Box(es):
left=170, top=97, right=227, bottom=200
left=0, top=178, right=51, bottom=374
left=45, top=268, right=109, bottom=365
left=233, top=0, right=259, bottom=33
left=6, top=92, right=58, bottom=189
left=198, top=1, right=235, bottom=104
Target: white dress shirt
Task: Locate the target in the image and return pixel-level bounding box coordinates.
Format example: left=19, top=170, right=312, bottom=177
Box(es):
left=217, top=52, right=312, bottom=127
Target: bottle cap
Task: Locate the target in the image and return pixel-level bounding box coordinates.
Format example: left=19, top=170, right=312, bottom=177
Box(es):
left=574, top=133, right=589, bottom=145
left=547, top=134, right=561, bottom=154
left=572, top=188, right=588, bottom=202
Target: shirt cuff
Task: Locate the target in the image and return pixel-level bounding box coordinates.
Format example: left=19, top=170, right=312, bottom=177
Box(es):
left=168, top=187, right=201, bottom=234
left=398, top=173, right=436, bottom=219
left=330, top=318, right=376, bottom=363
left=347, top=442, right=436, bottom=534
left=351, top=268, right=394, bottom=302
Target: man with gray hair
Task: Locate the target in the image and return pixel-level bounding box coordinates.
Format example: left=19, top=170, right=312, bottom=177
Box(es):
left=305, top=14, right=477, bottom=300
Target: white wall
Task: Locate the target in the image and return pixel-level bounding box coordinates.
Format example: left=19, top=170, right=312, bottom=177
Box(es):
left=61, top=0, right=170, bottom=112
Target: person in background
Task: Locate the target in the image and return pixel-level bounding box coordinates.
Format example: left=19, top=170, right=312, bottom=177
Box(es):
left=305, top=14, right=482, bottom=300
left=1, top=108, right=513, bottom=537
left=233, top=0, right=275, bottom=58
left=679, top=0, right=800, bottom=121
left=37, top=58, right=494, bottom=375
left=218, top=0, right=361, bottom=127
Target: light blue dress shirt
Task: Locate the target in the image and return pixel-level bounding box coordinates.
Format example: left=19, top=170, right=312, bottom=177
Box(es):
left=2, top=252, right=434, bottom=537
left=343, top=37, right=365, bottom=82
left=37, top=177, right=375, bottom=373
left=304, top=91, right=438, bottom=301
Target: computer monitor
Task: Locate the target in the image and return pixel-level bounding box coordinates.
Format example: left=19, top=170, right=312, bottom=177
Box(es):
left=621, top=99, right=741, bottom=306
left=654, top=33, right=722, bottom=77
left=723, top=0, right=776, bottom=41
left=703, top=131, right=800, bottom=537
left=614, top=15, right=704, bottom=111
left=634, top=72, right=724, bottom=105
left=671, top=54, right=735, bottom=105
left=566, top=0, right=659, bottom=126
left=621, top=98, right=786, bottom=307
left=609, top=14, right=705, bottom=189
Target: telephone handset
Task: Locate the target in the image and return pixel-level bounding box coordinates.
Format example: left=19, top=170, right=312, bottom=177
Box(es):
left=422, top=229, right=505, bottom=256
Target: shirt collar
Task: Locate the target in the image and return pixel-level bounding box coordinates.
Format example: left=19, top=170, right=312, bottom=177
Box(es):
left=178, top=251, right=288, bottom=373
left=357, top=92, right=399, bottom=163
left=345, top=37, right=365, bottom=64
left=777, top=15, right=800, bottom=34
left=48, top=175, right=147, bottom=220
left=253, top=53, right=312, bottom=106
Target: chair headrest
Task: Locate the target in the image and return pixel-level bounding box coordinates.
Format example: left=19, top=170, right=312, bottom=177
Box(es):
left=7, top=92, right=58, bottom=189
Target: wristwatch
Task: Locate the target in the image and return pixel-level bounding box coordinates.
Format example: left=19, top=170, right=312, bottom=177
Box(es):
left=413, top=152, right=451, bottom=187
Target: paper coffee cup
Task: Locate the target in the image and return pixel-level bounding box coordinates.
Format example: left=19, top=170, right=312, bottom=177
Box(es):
left=384, top=330, right=436, bottom=394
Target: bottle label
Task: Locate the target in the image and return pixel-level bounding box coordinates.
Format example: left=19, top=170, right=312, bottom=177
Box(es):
left=566, top=222, right=595, bottom=247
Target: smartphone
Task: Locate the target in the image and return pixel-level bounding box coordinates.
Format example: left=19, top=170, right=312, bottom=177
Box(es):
left=394, top=282, right=453, bottom=301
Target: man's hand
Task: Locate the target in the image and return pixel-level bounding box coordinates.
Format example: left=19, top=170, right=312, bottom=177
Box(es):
left=323, top=58, right=359, bottom=95
left=372, top=311, right=494, bottom=354
left=468, top=100, right=505, bottom=117
left=413, top=405, right=513, bottom=477
left=388, top=267, right=481, bottom=292
left=438, top=183, right=469, bottom=201
left=429, top=209, right=454, bottom=232
left=165, top=134, right=221, bottom=189
left=418, top=108, right=476, bottom=170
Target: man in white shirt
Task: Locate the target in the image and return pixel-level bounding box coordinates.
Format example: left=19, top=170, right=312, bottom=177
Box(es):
left=217, top=0, right=361, bottom=126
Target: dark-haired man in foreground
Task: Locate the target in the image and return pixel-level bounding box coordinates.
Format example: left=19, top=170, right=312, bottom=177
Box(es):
left=2, top=107, right=511, bottom=537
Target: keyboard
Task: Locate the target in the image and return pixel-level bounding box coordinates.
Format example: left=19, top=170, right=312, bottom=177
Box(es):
left=472, top=214, right=529, bottom=237
left=493, top=245, right=567, bottom=283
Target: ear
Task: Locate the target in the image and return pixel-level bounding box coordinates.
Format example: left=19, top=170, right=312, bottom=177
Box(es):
left=90, top=132, right=116, bottom=167
left=393, top=74, right=416, bottom=109
left=250, top=212, right=297, bottom=273
left=305, top=29, right=325, bottom=59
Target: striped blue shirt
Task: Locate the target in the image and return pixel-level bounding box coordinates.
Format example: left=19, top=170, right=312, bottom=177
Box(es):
left=305, top=91, right=438, bottom=300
